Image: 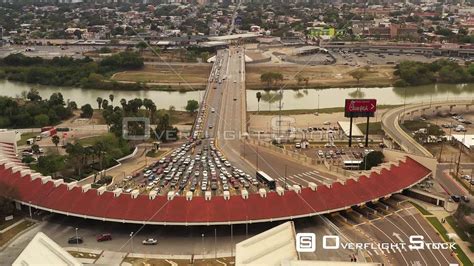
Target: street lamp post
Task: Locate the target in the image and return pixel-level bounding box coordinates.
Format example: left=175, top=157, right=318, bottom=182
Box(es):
left=201, top=233, right=205, bottom=255
left=130, top=232, right=134, bottom=255
left=75, top=228, right=79, bottom=252
left=28, top=201, right=32, bottom=218
left=317, top=93, right=320, bottom=114
left=214, top=228, right=217, bottom=259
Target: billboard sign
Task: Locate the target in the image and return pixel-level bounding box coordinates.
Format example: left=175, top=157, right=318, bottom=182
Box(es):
left=345, top=99, right=376, bottom=117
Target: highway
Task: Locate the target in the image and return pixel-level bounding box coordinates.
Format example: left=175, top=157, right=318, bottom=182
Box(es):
left=357, top=206, right=458, bottom=265
left=381, top=100, right=473, bottom=196
left=204, top=47, right=338, bottom=189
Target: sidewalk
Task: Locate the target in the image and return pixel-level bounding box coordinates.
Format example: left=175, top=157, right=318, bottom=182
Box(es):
left=430, top=209, right=474, bottom=262
left=411, top=199, right=474, bottom=263
left=63, top=246, right=235, bottom=265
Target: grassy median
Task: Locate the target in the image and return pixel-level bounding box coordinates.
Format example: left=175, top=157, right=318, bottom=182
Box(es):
left=426, top=217, right=472, bottom=266
left=0, top=220, right=35, bottom=247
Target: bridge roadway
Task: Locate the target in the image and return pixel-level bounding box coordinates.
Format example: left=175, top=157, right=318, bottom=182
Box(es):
left=381, top=100, right=473, bottom=196
left=201, top=47, right=339, bottom=188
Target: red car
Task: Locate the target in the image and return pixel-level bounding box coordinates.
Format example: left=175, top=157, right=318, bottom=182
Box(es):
left=96, top=233, right=112, bottom=242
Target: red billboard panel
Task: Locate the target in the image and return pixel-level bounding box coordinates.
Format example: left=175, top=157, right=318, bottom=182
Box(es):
left=345, top=99, right=376, bottom=117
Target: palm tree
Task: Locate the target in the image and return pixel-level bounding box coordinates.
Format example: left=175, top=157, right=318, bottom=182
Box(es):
left=109, top=94, right=114, bottom=106
left=51, top=135, right=60, bottom=152
left=256, top=92, right=262, bottom=112
left=96, top=97, right=103, bottom=110
left=120, top=98, right=127, bottom=108
left=101, top=99, right=109, bottom=110
left=93, top=142, right=105, bottom=178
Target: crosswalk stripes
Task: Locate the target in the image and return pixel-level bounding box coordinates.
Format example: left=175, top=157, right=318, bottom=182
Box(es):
left=286, top=170, right=334, bottom=186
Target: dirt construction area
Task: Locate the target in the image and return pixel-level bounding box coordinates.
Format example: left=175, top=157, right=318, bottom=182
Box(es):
left=111, top=64, right=212, bottom=89
left=245, top=64, right=395, bottom=89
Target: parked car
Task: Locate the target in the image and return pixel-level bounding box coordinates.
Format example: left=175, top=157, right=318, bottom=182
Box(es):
left=68, top=236, right=83, bottom=244
left=451, top=195, right=461, bottom=202
left=142, top=238, right=158, bottom=245
left=96, top=233, right=112, bottom=242
left=462, top=196, right=470, bottom=203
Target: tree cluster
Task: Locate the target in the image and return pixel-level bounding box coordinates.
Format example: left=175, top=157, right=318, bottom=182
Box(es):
left=359, top=151, right=384, bottom=170
left=100, top=96, right=179, bottom=142
left=0, top=52, right=144, bottom=89
left=395, top=60, right=474, bottom=86
left=260, top=72, right=284, bottom=88
left=0, top=89, right=75, bottom=128
left=30, top=133, right=130, bottom=182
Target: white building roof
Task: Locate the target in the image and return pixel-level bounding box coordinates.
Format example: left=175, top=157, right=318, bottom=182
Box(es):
left=13, top=232, right=82, bottom=266
left=235, top=221, right=298, bottom=266
left=452, top=134, right=474, bottom=149
left=208, top=33, right=260, bottom=41
left=338, top=121, right=364, bottom=138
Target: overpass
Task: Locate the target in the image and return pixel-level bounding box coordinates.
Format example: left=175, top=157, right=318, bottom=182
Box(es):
left=381, top=100, right=473, bottom=196
left=381, top=100, right=474, bottom=157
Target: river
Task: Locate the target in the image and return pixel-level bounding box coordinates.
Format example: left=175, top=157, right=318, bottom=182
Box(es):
left=0, top=80, right=202, bottom=111
left=246, top=83, right=474, bottom=111
left=1, top=80, right=473, bottom=111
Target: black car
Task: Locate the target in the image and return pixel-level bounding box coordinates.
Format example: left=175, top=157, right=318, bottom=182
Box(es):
left=451, top=195, right=461, bottom=202
left=68, top=236, right=83, bottom=244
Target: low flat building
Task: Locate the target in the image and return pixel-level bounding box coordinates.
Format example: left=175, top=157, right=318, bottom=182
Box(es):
left=13, top=232, right=81, bottom=266
left=451, top=134, right=474, bottom=149
left=337, top=121, right=364, bottom=138
left=235, top=221, right=299, bottom=266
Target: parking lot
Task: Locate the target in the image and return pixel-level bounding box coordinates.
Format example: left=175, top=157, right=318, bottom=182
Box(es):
left=330, top=49, right=465, bottom=66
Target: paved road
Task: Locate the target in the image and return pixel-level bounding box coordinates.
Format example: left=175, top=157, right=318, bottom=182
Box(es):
left=356, top=206, right=458, bottom=266
left=207, top=47, right=329, bottom=188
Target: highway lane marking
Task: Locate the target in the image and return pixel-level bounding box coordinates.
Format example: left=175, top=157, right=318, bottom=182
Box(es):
left=383, top=213, right=429, bottom=266
left=294, top=171, right=329, bottom=185
left=395, top=209, right=452, bottom=265
left=369, top=222, right=410, bottom=265
left=302, top=172, right=328, bottom=184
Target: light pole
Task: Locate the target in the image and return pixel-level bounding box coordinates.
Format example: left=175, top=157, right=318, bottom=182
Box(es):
left=230, top=224, right=233, bottom=257
left=214, top=228, right=217, bottom=259
left=130, top=232, right=134, bottom=255
left=28, top=201, right=32, bottom=218
left=0, top=26, right=3, bottom=47
left=75, top=228, right=79, bottom=251
left=317, top=93, right=320, bottom=114
left=201, top=233, right=205, bottom=255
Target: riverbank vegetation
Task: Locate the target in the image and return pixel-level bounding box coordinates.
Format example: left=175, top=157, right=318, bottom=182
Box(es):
left=394, top=59, right=474, bottom=87
left=0, top=52, right=146, bottom=90
left=0, top=89, right=75, bottom=128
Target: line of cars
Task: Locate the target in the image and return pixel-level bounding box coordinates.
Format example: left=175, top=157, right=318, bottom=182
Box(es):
left=68, top=234, right=158, bottom=245
left=136, top=139, right=262, bottom=195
